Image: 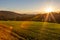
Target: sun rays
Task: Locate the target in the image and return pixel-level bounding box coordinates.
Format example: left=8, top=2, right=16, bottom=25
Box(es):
left=44, top=13, right=56, bottom=22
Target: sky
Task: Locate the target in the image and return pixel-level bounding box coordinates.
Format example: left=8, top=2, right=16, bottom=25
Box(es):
left=0, top=0, right=60, bottom=13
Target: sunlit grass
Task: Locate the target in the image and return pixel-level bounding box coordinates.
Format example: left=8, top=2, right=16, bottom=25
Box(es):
left=0, top=21, right=60, bottom=40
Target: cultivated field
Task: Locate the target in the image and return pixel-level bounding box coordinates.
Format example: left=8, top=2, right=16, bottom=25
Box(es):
left=0, top=21, right=60, bottom=40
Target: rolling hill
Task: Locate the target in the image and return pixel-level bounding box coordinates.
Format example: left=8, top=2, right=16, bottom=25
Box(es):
left=0, top=11, right=60, bottom=23
left=0, top=11, right=35, bottom=21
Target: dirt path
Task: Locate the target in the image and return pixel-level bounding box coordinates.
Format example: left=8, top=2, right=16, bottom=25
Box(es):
left=0, top=24, right=26, bottom=40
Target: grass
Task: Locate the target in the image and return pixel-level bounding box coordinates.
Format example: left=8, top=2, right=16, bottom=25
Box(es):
left=0, top=21, right=60, bottom=40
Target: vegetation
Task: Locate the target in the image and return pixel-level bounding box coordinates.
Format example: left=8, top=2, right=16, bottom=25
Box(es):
left=0, top=21, right=60, bottom=40
left=0, top=11, right=60, bottom=23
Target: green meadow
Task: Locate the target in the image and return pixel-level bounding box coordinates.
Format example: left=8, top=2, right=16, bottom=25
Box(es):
left=0, top=21, right=60, bottom=40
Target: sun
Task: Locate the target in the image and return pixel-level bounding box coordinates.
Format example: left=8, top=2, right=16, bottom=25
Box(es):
left=44, top=7, right=54, bottom=13
left=46, top=8, right=53, bottom=12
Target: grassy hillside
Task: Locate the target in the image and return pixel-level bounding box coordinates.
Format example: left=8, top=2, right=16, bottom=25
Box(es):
left=0, top=21, right=60, bottom=40
left=0, top=11, right=60, bottom=23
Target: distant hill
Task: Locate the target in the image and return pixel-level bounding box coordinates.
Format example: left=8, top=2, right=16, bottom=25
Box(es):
left=0, top=11, right=35, bottom=21
left=0, top=11, right=60, bottom=23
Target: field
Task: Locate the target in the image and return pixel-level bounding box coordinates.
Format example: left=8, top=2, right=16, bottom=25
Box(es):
left=0, top=21, right=60, bottom=40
